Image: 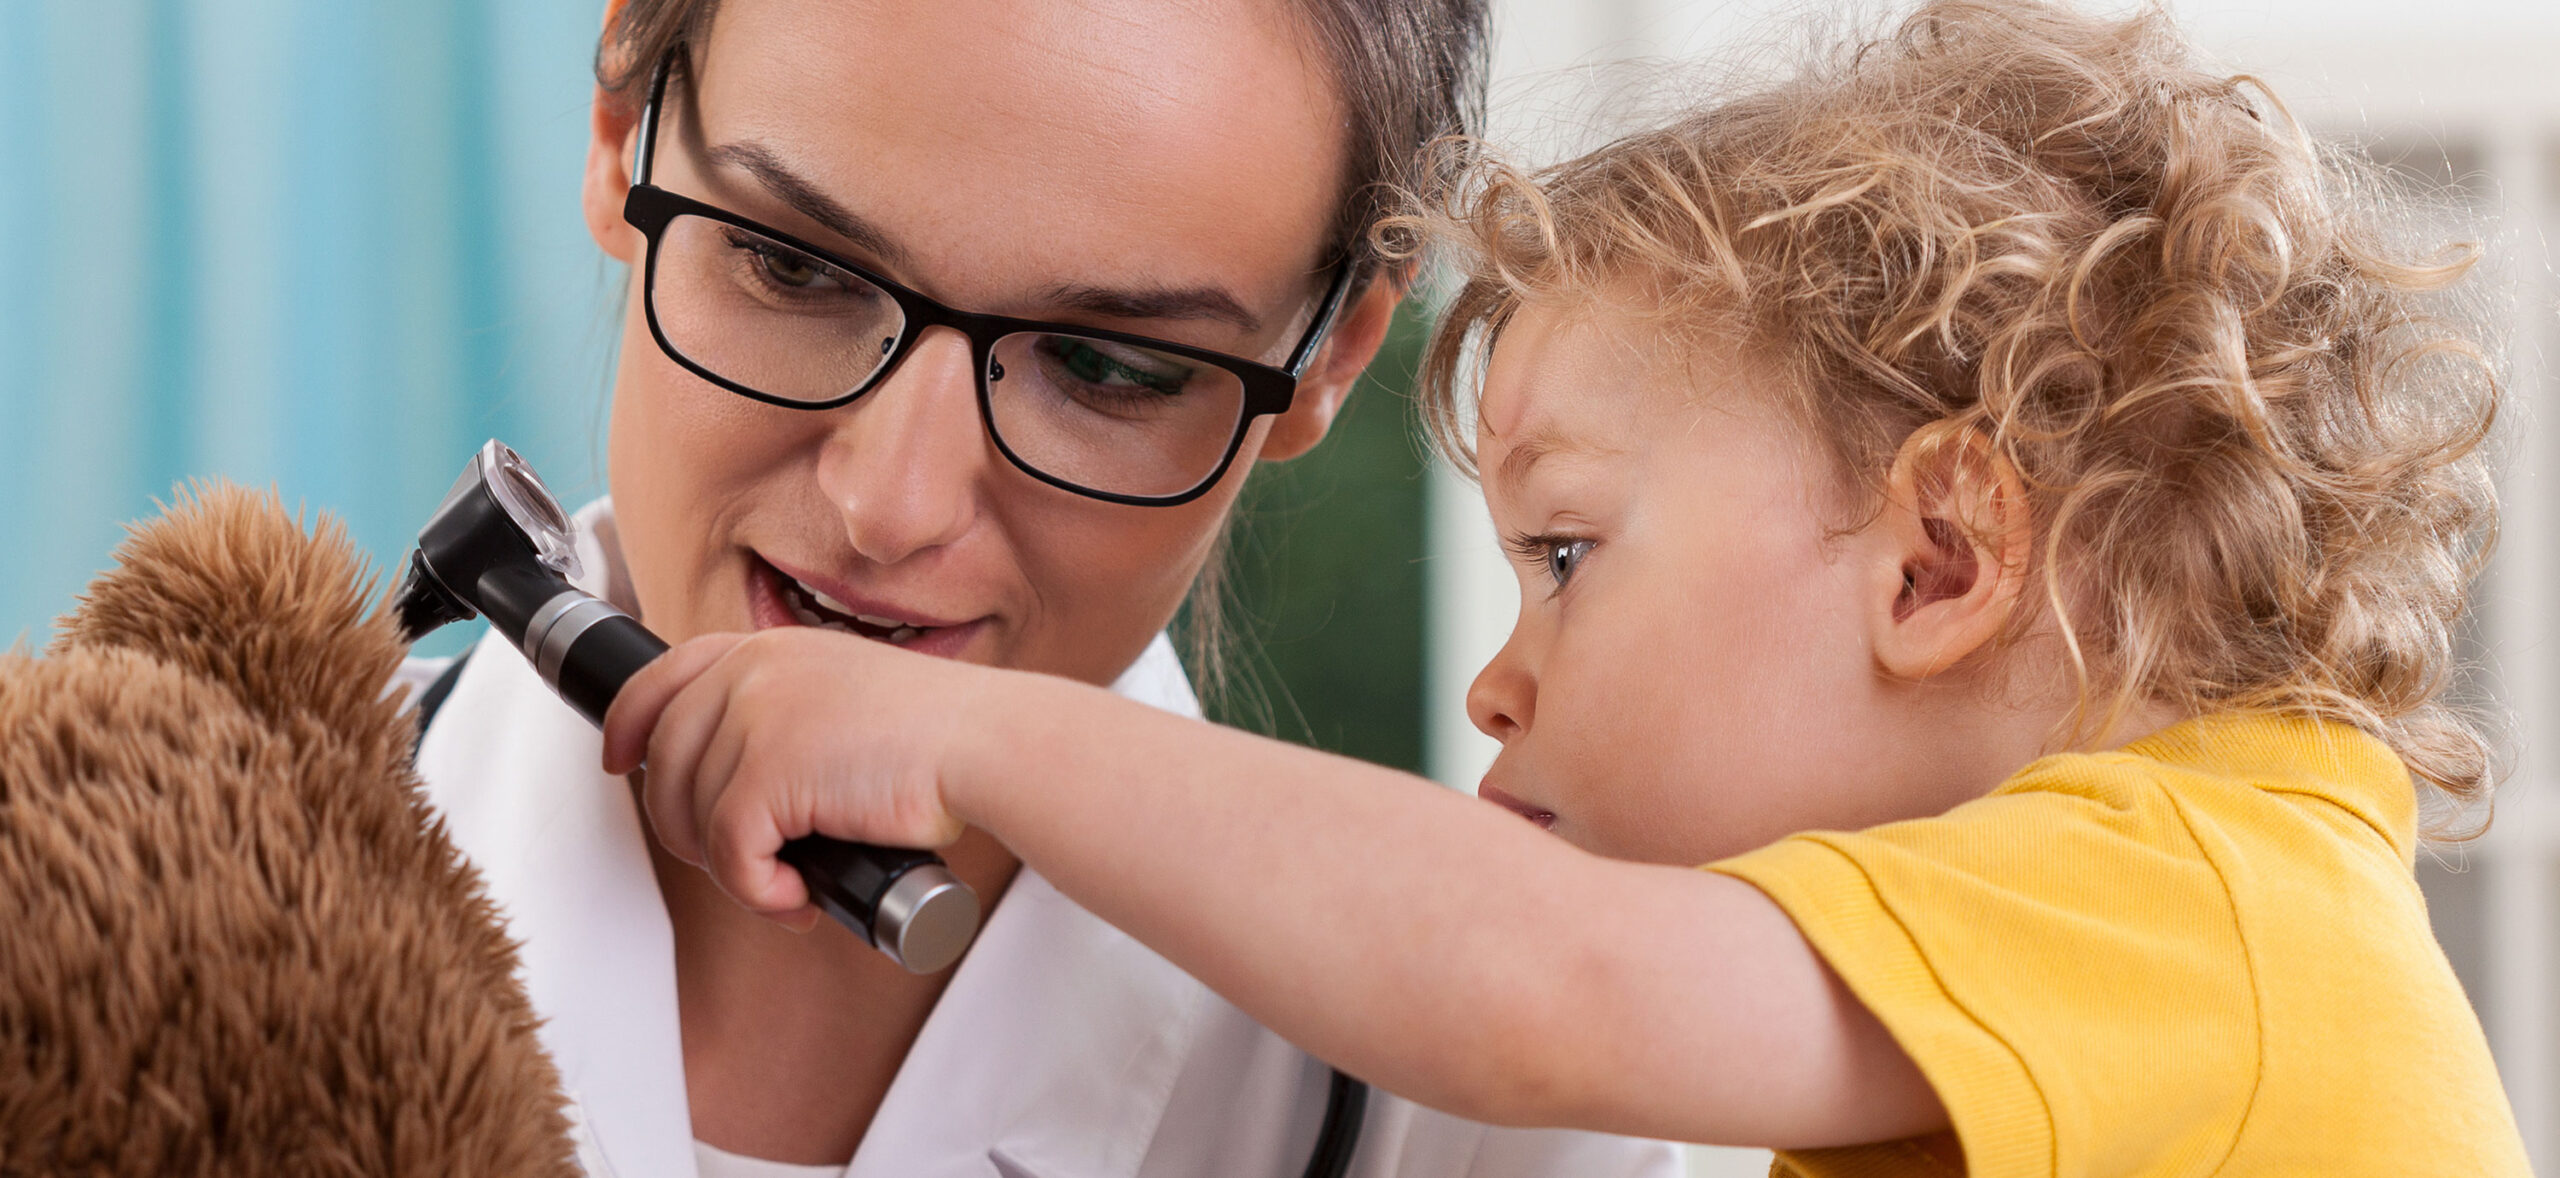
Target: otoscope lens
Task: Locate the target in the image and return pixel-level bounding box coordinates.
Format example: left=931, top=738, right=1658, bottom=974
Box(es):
left=494, top=454, right=568, bottom=534
left=476, top=440, right=584, bottom=582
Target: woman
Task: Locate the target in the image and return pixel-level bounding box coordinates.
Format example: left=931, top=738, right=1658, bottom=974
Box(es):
left=402, top=1, right=1683, bottom=1175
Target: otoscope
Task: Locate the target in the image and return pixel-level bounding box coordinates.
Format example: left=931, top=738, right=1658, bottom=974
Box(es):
left=393, top=440, right=981, bottom=974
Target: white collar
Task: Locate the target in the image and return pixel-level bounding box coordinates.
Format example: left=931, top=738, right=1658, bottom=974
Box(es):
left=415, top=499, right=1212, bottom=1178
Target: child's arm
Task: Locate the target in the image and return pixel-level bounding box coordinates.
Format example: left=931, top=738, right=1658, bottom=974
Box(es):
left=601, top=628, right=1945, bottom=1149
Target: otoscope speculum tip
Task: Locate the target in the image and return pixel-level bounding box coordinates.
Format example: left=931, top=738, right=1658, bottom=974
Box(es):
left=392, top=549, right=477, bottom=644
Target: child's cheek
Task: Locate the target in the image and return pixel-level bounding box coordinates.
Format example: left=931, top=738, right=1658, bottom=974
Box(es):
left=1530, top=621, right=1718, bottom=862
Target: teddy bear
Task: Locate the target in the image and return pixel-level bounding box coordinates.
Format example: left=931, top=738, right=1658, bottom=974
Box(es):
left=0, top=484, right=578, bottom=1177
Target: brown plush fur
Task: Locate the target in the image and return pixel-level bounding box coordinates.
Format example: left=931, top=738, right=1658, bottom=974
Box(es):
left=0, top=485, right=578, bottom=1177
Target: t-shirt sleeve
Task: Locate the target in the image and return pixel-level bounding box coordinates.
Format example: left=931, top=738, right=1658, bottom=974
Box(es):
left=1707, top=764, right=2260, bottom=1178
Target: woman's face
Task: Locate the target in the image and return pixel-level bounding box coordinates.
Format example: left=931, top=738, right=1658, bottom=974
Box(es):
left=580, top=0, right=1389, bottom=685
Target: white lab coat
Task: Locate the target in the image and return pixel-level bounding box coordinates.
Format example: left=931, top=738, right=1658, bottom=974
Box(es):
left=403, top=502, right=1682, bottom=1178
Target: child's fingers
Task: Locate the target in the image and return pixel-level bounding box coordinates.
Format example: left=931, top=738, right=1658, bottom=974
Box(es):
left=686, top=709, right=755, bottom=866
left=635, top=670, right=736, bottom=867
left=602, top=632, right=752, bottom=775
left=701, top=771, right=814, bottom=921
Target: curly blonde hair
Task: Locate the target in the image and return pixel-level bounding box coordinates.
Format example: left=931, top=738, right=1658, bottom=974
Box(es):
left=1404, top=0, right=2504, bottom=808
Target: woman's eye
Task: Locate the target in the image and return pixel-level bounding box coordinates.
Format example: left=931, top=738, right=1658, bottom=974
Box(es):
left=752, top=244, right=835, bottom=289
left=1042, top=337, right=1196, bottom=397
left=722, top=230, right=851, bottom=295
left=1545, top=539, right=1594, bottom=587
left=762, top=252, right=820, bottom=286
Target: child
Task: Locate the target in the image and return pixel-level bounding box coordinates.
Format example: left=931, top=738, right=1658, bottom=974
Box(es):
left=599, top=0, right=2532, bottom=1170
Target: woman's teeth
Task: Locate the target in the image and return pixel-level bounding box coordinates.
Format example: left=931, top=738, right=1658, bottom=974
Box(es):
left=784, top=574, right=923, bottom=645
left=806, top=583, right=858, bottom=615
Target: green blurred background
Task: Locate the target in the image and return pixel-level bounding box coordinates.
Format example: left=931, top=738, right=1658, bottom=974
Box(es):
left=1198, top=311, right=1433, bottom=774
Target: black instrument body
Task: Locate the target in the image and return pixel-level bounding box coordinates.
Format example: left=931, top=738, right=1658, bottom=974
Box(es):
left=394, top=440, right=979, bottom=974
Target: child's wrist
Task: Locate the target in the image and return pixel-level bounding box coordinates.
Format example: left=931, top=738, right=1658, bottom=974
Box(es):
left=936, top=665, right=1049, bottom=833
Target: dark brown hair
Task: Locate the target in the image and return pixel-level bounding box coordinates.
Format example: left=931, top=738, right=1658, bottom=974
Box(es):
left=594, top=0, right=1491, bottom=281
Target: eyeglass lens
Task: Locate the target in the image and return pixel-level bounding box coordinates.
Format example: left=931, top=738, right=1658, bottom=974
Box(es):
left=650, top=212, right=1249, bottom=500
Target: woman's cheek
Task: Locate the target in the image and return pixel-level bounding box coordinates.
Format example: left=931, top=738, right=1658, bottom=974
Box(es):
left=607, top=355, right=786, bottom=644
left=997, top=457, right=1246, bottom=682
left=1004, top=499, right=1221, bottom=682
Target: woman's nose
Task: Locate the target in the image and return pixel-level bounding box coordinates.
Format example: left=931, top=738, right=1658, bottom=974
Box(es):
left=1465, top=628, right=1536, bottom=744
left=813, top=327, right=987, bottom=564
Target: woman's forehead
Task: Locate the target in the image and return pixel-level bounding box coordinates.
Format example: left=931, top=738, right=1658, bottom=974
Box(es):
left=688, top=0, right=1347, bottom=328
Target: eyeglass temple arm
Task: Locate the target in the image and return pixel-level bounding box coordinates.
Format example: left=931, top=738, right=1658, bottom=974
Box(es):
left=1282, top=260, right=1360, bottom=377
left=631, top=52, right=675, bottom=189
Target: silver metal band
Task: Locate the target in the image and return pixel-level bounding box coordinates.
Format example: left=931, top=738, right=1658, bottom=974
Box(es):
left=521, top=592, right=627, bottom=687
left=518, top=590, right=583, bottom=667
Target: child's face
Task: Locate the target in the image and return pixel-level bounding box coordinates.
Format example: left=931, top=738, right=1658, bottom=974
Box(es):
left=1468, top=303, right=1936, bottom=865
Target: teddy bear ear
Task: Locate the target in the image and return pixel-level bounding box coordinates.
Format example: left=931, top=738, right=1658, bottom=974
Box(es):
left=53, top=481, right=409, bottom=743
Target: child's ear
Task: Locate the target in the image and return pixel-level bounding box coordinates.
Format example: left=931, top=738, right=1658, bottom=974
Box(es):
left=1259, top=272, right=1404, bottom=463
left=1867, top=427, right=2033, bottom=681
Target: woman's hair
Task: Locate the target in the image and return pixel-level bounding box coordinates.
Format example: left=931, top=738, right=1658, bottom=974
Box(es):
left=595, top=0, right=1490, bottom=283
left=1402, top=0, right=2505, bottom=809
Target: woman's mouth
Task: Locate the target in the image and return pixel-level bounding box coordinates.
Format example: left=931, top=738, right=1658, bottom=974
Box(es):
left=1476, top=782, right=1557, bottom=831
left=745, top=553, right=982, bottom=658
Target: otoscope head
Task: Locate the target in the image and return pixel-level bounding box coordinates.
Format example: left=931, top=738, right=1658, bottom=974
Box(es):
left=394, top=440, right=583, bottom=644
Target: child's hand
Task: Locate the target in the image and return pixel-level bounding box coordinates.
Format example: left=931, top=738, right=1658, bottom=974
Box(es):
left=599, top=628, right=981, bottom=929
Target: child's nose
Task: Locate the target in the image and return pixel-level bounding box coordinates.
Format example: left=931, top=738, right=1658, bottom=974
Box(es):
left=1466, top=639, right=1535, bottom=743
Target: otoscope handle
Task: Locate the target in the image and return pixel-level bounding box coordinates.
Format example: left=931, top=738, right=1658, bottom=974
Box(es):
left=501, top=578, right=981, bottom=973
left=781, top=839, right=979, bottom=975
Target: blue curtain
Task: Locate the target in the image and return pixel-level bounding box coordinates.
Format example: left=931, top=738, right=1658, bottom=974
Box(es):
left=1, top=0, right=612, bottom=653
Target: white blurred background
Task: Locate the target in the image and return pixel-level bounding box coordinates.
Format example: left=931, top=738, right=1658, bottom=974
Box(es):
left=1440, top=2, right=2560, bottom=1172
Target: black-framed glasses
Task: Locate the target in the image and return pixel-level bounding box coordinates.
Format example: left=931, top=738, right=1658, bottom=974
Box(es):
left=621, top=53, right=1355, bottom=507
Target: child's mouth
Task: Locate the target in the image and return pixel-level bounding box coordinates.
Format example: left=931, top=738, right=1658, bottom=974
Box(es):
left=1477, top=782, right=1557, bottom=831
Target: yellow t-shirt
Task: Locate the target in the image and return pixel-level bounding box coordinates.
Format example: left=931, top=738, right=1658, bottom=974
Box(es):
left=1708, top=713, right=2528, bottom=1177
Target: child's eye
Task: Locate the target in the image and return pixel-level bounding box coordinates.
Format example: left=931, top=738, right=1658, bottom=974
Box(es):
left=1546, top=539, right=1594, bottom=586
left=1506, top=533, right=1595, bottom=591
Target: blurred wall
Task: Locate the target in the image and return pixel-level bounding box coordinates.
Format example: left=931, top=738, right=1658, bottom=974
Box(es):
left=0, top=0, right=608, bottom=654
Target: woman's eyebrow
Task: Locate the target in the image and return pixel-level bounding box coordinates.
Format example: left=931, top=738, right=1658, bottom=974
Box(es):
left=1033, top=283, right=1263, bottom=333
left=707, top=142, right=914, bottom=271
left=705, top=142, right=1262, bottom=334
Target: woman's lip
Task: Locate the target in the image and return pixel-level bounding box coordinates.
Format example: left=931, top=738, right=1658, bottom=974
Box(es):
left=758, top=553, right=973, bottom=630
left=1477, top=782, right=1557, bottom=830
left=744, top=554, right=989, bottom=660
